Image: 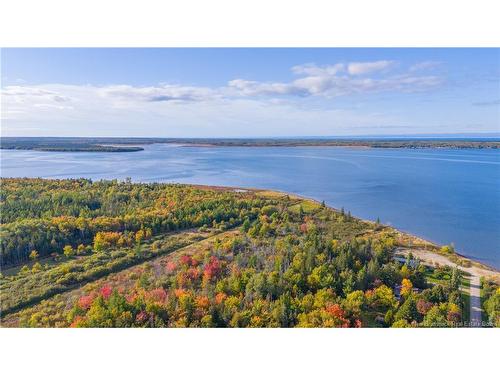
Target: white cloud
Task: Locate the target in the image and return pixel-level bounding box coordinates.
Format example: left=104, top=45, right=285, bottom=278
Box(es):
left=226, top=60, right=441, bottom=98
left=227, top=79, right=304, bottom=96
left=409, top=61, right=442, bottom=72
left=1, top=85, right=394, bottom=136
left=228, top=71, right=442, bottom=98
left=2, top=85, right=71, bottom=103
left=98, top=84, right=217, bottom=103
left=291, top=63, right=345, bottom=76
left=2, top=60, right=444, bottom=110
left=1, top=59, right=450, bottom=136
left=347, top=60, right=395, bottom=75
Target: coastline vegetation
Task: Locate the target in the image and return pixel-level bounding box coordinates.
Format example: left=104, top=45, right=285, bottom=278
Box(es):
left=1, top=137, right=499, bottom=152
left=1, top=137, right=144, bottom=152
left=481, top=278, right=500, bottom=326
left=2, top=178, right=497, bottom=327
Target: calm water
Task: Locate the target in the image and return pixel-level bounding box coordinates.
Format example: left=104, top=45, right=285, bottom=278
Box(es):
left=1, top=144, right=499, bottom=268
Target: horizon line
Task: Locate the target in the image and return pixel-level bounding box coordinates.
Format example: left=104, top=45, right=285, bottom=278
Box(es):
left=1, top=132, right=500, bottom=140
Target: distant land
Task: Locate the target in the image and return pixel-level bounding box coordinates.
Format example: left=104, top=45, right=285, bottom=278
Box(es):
left=0, top=138, right=145, bottom=152
left=1, top=136, right=500, bottom=152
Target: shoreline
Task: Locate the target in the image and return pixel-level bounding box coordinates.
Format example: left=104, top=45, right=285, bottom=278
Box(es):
left=190, top=183, right=500, bottom=273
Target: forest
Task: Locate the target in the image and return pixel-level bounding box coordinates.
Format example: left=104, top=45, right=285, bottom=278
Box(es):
left=1, top=137, right=499, bottom=152
left=0, top=138, right=143, bottom=152
left=0, top=178, right=498, bottom=327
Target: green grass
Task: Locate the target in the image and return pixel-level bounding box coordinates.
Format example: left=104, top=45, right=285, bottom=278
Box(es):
left=288, top=200, right=322, bottom=214
left=461, top=289, right=471, bottom=323
left=425, top=274, right=448, bottom=285
left=1, top=256, right=69, bottom=277
left=424, top=267, right=450, bottom=286
left=460, top=276, right=471, bottom=324
left=461, top=277, right=470, bottom=290
left=255, top=190, right=289, bottom=199
left=0, top=231, right=212, bottom=316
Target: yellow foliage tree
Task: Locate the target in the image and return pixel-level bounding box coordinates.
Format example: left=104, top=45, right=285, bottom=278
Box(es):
left=29, top=250, right=39, bottom=261
left=401, top=278, right=413, bottom=298
left=63, top=245, right=75, bottom=257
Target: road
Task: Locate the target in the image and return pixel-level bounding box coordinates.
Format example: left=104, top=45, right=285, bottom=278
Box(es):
left=394, top=248, right=498, bottom=327
left=469, top=276, right=483, bottom=327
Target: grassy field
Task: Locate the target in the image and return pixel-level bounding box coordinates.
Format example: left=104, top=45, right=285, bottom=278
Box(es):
left=288, top=200, right=322, bottom=214
left=2, top=255, right=67, bottom=277
left=0, top=229, right=214, bottom=316
left=1, top=229, right=241, bottom=327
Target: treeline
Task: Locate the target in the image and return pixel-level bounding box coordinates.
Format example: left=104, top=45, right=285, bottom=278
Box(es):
left=0, top=138, right=143, bottom=152
left=174, top=139, right=500, bottom=149
left=0, top=178, right=269, bottom=266
left=2, top=137, right=499, bottom=151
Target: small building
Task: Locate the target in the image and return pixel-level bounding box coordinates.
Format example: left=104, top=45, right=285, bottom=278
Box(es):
left=393, top=255, right=419, bottom=268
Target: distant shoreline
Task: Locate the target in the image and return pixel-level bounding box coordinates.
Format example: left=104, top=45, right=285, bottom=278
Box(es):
left=1, top=137, right=499, bottom=152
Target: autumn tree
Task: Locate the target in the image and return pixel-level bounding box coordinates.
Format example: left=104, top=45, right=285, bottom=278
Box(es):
left=31, top=262, right=43, bottom=273
left=135, top=230, right=145, bottom=245
left=63, top=245, right=75, bottom=257
left=93, top=231, right=121, bottom=252
left=77, top=244, right=86, bottom=255
left=401, top=278, right=413, bottom=298
left=29, top=250, right=39, bottom=261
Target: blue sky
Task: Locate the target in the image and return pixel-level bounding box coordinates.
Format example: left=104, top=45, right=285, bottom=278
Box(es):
left=2, top=48, right=499, bottom=137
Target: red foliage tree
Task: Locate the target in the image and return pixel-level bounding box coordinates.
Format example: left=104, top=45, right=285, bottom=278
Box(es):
left=180, top=255, right=193, bottom=266
left=78, top=294, right=94, bottom=310
left=165, top=261, right=177, bottom=272
left=203, top=256, right=223, bottom=280
left=100, top=285, right=113, bottom=299
left=215, top=292, right=227, bottom=304
left=325, top=304, right=350, bottom=327
left=187, top=267, right=200, bottom=281
left=70, top=316, right=85, bottom=328
left=136, top=311, right=149, bottom=323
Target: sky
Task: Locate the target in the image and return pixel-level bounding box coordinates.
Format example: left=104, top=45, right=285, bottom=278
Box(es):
left=1, top=48, right=499, bottom=137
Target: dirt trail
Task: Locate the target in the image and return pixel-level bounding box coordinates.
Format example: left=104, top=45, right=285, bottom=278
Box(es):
left=1, top=229, right=240, bottom=327
left=395, top=247, right=499, bottom=281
